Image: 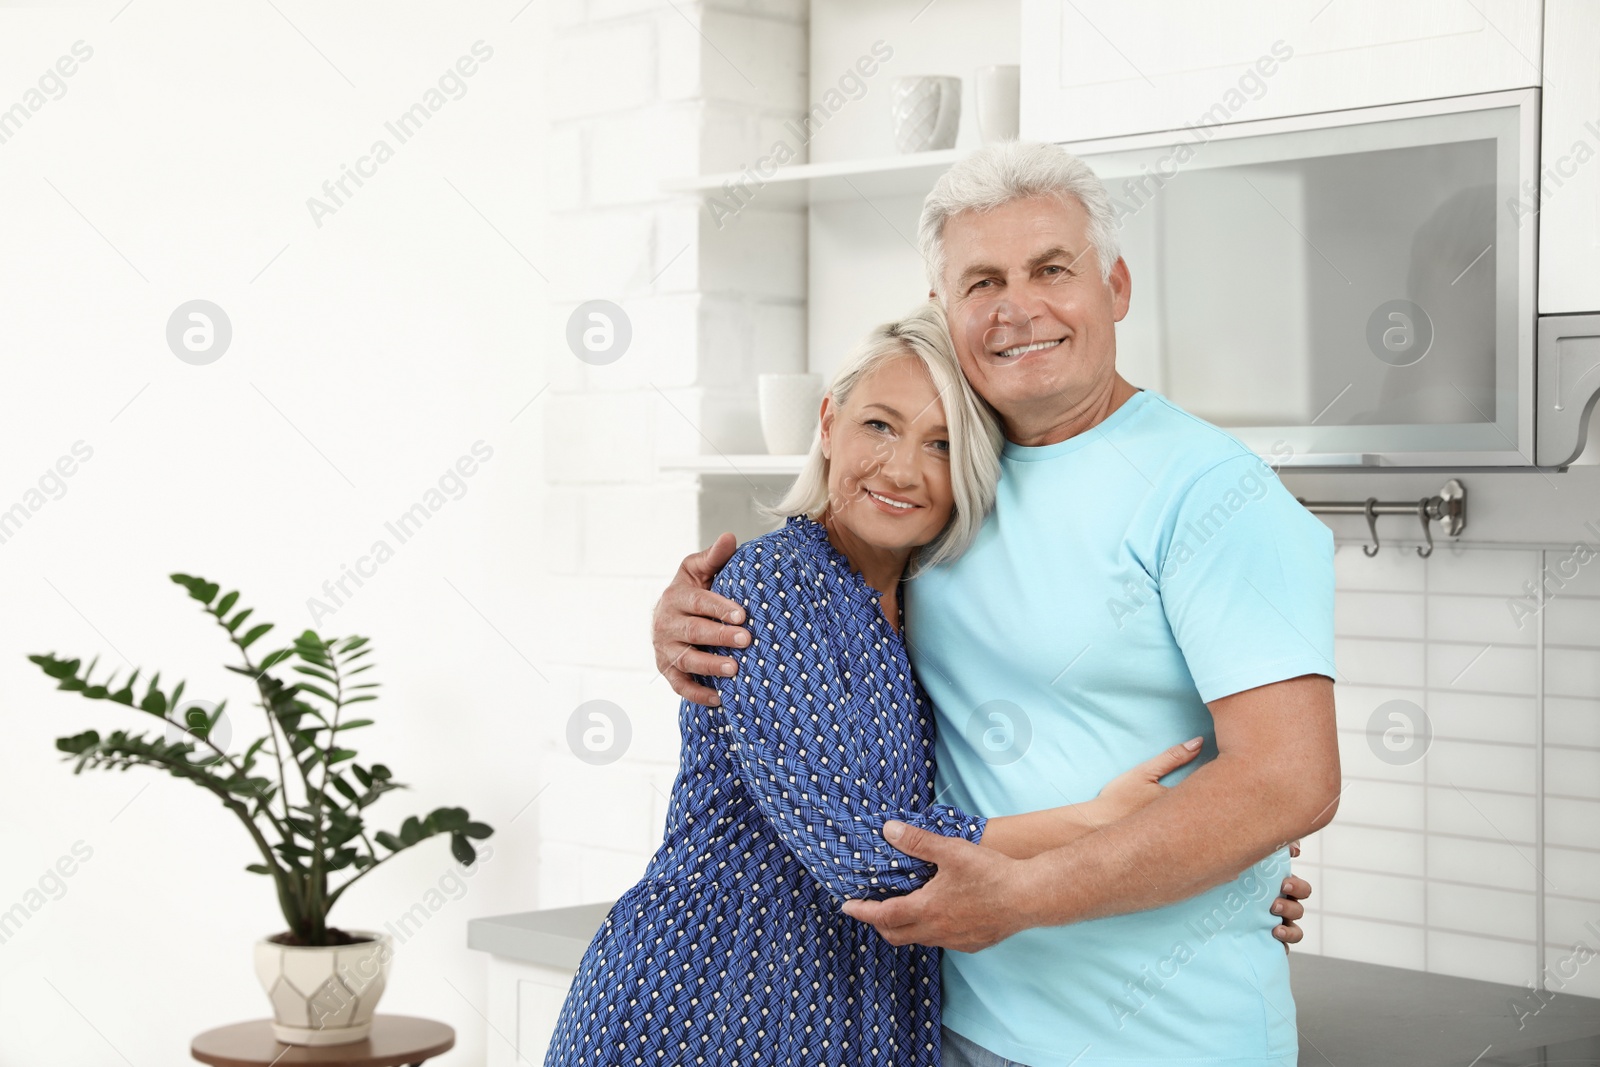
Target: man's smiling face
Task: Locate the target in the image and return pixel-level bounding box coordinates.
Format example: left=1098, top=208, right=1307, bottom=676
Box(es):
left=937, top=193, right=1131, bottom=437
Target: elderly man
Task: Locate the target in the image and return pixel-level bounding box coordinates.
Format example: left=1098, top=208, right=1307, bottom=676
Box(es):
left=652, top=141, right=1340, bottom=1067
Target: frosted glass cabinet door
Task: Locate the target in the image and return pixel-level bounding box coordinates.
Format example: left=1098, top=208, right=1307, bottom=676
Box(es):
left=1078, top=88, right=1538, bottom=465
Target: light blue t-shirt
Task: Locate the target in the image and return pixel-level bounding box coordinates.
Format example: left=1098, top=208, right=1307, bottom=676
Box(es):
left=906, top=388, right=1336, bottom=1067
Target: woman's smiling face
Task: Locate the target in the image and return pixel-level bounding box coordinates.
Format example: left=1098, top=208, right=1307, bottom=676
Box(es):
left=820, top=353, right=955, bottom=554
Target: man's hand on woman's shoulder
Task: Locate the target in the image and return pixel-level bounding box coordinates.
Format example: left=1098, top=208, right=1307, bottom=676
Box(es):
left=652, top=532, right=753, bottom=706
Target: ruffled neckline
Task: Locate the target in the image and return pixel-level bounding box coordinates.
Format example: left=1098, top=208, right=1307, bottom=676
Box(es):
left=782, top=514, right=907, bottom=638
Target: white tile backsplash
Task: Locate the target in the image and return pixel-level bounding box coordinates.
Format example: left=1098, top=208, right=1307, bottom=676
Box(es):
left=1301, top=543, right=1600, bottom=988
left=1333, top=780, right=1425, bottom=832
left=1336, top=590, right=1425, bottom=640
left=1334, top=636, right=1427, bottom=688
left=1426, top=930, right=1538, bottom=986
left=1546, top=697, right=1600, bottom=747
left=1427, top=883, right=1538, bottom=942
left=1546, top=647, right=1600, bottom=699
left=1426, top=835, right=1540, bottom=893
left=1545, top=797, right=1600, bottom=847
left=1546, top=747, right=1600, bottom=801
left=1426, top=593, right=1538, bottom=647
left=1426, top=785, right=1537, bottom=844
left=1426, top=690, right=1537, bottom=746
left=1322, top=868, right=1427, bottom=925
left=1425, top=738, right=1537, bottom=796
left=1321, top=916, right=1426, bottom=970
left=1427, top=641, right=1540, bottom=696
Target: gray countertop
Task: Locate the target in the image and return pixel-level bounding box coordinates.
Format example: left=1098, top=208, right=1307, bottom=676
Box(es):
left=470, top=904, right=1600, bottom=1065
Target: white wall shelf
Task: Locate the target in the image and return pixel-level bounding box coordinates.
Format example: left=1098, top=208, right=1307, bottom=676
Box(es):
left=660, top=454, right=806, bottom=477
left=663, top=148, right=968, bottom=208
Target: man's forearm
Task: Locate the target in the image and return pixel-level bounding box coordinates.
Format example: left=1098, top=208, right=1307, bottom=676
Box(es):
left=1012, top=753, right=1336, bottom=928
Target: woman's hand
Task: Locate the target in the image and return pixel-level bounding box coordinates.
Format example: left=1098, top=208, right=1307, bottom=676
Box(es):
left=1095, top=737, right=1204, bottom=822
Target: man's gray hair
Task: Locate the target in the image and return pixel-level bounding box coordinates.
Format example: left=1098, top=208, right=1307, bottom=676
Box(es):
left=918, top=141, right=1121, bottom=297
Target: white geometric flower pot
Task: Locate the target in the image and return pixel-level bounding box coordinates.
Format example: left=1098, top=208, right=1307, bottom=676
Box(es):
left=253, top=930, right=394, bottom=1045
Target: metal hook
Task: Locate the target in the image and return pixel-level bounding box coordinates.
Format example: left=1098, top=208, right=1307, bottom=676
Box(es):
left=1416, top=498, right=1434, bottom=558
left=1363, top=498, right=1380, bottom=557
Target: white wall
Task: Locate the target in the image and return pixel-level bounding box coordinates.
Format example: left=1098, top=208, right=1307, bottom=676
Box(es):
left=0, top=3, right=553, bottom=1063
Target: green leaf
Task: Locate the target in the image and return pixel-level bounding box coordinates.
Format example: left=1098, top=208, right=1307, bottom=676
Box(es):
left=400, top=816, right=423, bottom=845
left=332, top=775, right=361, bottom=805
left=463, top=821, right=493, bottom=840
left=344, top=695, right=378, bottom=705
left=216, top=591, right=240, bottom=616
left=450, top=834, right=475, bottom=865
left=292, top=664, right=337, bottom=684
left=240, top=737, right=268, bottom=772
left=327, top=748, right=357, bottom=765
left=225, top=607, right=253, bottom=633
left=374, top=830, right=403, bottom=852
left=56, top=730, right=101, bottom=754
left=259, top=647, right=295, bottom=670
left=429, top=807, right=468, bottom=832
left=245, top=863, right=274, bottom=875
left=339, top=636, right=370, bottom=653
left=333, top=719, right=374, bottom=731
left=239, top=623, right=274, bottom=649
left=295, top=682, right=337, bottom=704
left=370, top=764, right=392, bottom=781
left=350, top=764, right=372, bottom=789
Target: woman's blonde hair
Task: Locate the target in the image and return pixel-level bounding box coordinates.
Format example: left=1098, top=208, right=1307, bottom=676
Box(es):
left=762, top=301, right=1003, bottom=577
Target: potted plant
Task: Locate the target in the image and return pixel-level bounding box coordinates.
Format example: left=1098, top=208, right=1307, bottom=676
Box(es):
left=27, top=574, right=493, bottom=1046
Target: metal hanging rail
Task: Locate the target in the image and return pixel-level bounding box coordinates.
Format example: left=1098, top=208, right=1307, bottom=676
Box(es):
left=1295, top=478, right=1466, bottom=558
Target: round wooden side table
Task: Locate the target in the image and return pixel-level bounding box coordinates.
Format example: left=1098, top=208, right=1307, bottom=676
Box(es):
left=191, top=1015, right=454, bottom=1067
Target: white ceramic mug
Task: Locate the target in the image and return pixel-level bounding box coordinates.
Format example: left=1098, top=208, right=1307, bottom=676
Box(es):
left=889, top=76, right=961, bottom=153
left=975, top=64, right=1020, bottom=143
left=758, top=373, right=824, bottom=455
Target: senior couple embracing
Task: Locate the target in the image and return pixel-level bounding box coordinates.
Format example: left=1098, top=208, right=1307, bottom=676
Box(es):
left=546, top=141, right=1340, bottom=1067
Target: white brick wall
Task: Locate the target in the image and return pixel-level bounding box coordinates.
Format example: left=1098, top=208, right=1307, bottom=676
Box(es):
left=534, top=1, right=808, bottom=910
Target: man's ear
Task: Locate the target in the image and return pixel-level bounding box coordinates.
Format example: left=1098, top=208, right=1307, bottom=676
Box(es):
left=1110, top=256, right=1133, bottom=322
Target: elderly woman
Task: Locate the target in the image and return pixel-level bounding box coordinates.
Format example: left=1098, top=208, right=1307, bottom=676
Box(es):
left=543, top=302, right=1215, bottom=1067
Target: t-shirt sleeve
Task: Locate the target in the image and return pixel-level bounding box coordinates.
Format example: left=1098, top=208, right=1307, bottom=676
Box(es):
left=705, top=542, right=986, bottom=903
left=1157, top=453, right=1337, bottom=704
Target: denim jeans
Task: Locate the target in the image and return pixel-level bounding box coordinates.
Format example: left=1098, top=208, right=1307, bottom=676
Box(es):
left=942, top=1026, right=1033, bottom=1067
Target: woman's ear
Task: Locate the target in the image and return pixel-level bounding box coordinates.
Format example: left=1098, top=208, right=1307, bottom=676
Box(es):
left=818, top=393, right=836, bottom=460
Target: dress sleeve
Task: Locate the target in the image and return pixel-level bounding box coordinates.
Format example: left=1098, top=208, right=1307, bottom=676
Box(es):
left=705, top=541, right=986, bottom=903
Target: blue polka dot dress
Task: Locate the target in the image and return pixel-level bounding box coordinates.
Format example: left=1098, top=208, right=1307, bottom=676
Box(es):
left=545, top=514, right=987, bottom=1067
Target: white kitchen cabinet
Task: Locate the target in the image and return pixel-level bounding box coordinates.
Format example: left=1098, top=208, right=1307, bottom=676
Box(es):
left=468, top=904, right=607, bottom=1067
left=1019, top=0, right=1542, bottom=144
left=1538, top=0, right=1600, bottom=315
